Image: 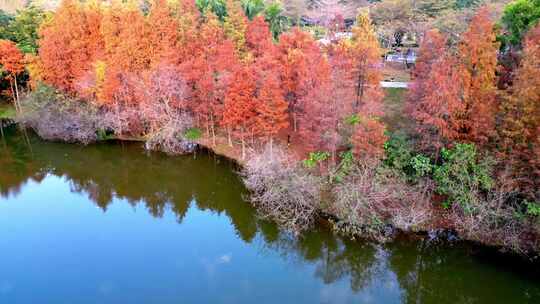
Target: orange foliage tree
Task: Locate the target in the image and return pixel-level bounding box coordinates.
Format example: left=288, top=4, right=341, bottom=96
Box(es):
left=223, top=0, right=249, bottom=60
left=352, top=116, right=387, bottom=160
left=39, top=0, right=104, bottom=92
left=407, top=29, right=448, bottom=116
left=410, top=55, right=465, bottom=155
left=147, top=0, right=180, bottom=67
left=277, top=28, right=326, bottom=134
left=34, top=0, right=394, bottom=164
left=101, top=1, right=150, bottom=75
left=458, top=7, right=499, bottom=146
left=499, top=23, right=540, bottom=196
left=348, top=10, right=383, bottom=112
left=0, top=39, right=25, bottom=112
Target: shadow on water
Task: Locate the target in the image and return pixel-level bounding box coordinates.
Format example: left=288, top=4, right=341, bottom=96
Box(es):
left=1, top=127, right=540, bottom=304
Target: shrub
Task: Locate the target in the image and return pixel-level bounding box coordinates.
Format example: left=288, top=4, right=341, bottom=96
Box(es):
left=449, top=169, right=539, bottom=254
left=332, top=150, right=355, bottom=183
left=434, top=143, right=494, bottom=211
left=144, top=112, right=196, bottom=155
left=242, top=144, right=322, bottom=233
left=383, top=133, right=433, bottom=180
left=19, top=84, right=101, bottom=144
left=302, top=151, right=330, bottom=169
left=526, top=201, right=540, bottom=217
left=410, top=154, right=433, bottom=178
left=184, top=127, right=202, bottom=141
left=384, top=132, right=414, bottom=172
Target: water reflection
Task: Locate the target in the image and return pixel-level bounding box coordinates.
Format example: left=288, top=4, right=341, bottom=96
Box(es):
left=1, top=127, right=539, bottom=304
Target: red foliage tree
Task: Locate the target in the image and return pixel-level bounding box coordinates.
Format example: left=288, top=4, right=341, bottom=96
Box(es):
left=246, top=15, right=274, bottom=59
left=186, top=13, right=238, bottom=145
left=277, top=28, right=327, bottom=134
left=222, top=66, right=257, bottom=159
left=297, top=81, right=336, bottom=154
left=254, top=74, right=288, bottom=154
left=297, top=62, right=353, bottom=163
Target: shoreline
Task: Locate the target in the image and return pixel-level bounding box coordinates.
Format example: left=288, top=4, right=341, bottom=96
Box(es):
left=3, top=121, right=538, bottom=260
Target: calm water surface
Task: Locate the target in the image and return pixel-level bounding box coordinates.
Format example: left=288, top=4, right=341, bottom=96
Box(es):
left=1, top=128, right=539, bottom=304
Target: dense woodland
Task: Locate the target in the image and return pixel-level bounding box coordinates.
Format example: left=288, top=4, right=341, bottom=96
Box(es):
left=0, top=0, right=539, bottom=255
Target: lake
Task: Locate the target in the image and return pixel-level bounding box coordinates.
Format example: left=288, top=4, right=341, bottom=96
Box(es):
left=1, top=127, right=539, bottom=303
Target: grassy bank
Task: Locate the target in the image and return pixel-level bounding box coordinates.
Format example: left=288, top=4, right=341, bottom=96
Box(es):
left=0, top=103, right=15, bottom=119
left=382, top=88, right=410, bottom=132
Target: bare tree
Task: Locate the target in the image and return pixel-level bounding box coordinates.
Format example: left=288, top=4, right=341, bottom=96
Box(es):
left=242, top=144, right=323, bottom=233
left=333, top=162, right=433, bottom=240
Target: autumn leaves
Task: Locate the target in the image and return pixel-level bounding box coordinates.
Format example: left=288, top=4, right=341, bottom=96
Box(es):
left=33, top=0, right=385, bottom=162
left=0, top=39, right=24, bottom=113
left=408, top=7, right=540, bottom=195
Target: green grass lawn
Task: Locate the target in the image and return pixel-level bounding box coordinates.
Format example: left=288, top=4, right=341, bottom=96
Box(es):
left=381, top=88, right=412, bottom=133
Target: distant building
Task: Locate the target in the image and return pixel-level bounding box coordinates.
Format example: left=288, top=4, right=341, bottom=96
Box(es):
left=385, top=50, right=417, bottom=65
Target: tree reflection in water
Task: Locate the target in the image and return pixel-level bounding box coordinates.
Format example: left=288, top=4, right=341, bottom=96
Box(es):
left=1, top=127, right=539, bottom=304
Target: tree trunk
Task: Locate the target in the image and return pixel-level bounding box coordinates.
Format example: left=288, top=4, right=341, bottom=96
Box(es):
left=10, top=80, right=18, bottom=114
left=241, top=130, right=245, bottom=160
left=14, top=75, right=20, bottom=112
left=227, top=126, right=232, bottom=147
left=269, top=136, right=273, bottom=158
left=116, top=104, right=122, bottom=136
left=355, top=65, right=365, bottom=110
left=210, top=115, right=216, bottom=146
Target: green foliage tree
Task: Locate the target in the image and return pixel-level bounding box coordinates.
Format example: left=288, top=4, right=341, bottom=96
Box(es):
left=0, top=5, right=46, bottom=54
left=196, top=0, right=227, bottom=20
left=0, top=9, right=14, bottom=40
left=241, top=0, right=264, bottom=20
left=264, top=1, right=288, bottom=39
left=7, top=5, right=46, bottom=54
left=501, top=0, right=540, bottom=47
